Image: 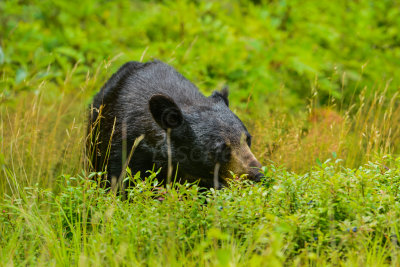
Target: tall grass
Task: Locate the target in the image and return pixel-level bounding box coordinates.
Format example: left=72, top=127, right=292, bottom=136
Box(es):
left=0, top=62, right=106, bottom=194
left=1, top=64, right=398, bottom=193
left=2, top=157, right=400, bottom=265
left=2, top=61, right=399, bottom=191
left=249, top=75, right=400, bottom=173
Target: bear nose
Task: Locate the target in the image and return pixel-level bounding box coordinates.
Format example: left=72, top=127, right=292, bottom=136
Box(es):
left=247, top=159, right=263, bottom=182
left=251, top=172, right=264, bottom=183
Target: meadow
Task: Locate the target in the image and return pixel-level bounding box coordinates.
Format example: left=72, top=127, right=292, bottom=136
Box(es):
left=1, top=0, right=400, bottom=265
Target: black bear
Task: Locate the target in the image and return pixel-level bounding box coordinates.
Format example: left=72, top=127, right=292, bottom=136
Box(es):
left=87, top=60, right=262, bottom=189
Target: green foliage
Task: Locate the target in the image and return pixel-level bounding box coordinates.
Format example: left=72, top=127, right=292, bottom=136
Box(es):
left=2, top=158, right=400, bottom=265
left=2, top=0, right=400, bottom=265
left=1, top=0, right=400, bottom=111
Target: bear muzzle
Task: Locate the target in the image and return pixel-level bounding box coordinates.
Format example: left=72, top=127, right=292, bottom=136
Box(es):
left=223, top=145, right=263, bottom=183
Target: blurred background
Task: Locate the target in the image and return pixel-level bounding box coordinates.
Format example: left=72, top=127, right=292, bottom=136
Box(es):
left=1, top=0, right=400, bottom=190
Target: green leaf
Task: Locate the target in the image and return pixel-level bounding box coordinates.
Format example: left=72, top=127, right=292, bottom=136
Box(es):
left=55, top=46, right=85, bottom=62
left=15, top=68, right=27, bottom=84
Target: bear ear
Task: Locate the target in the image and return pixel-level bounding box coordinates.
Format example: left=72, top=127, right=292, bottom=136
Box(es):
left=149, top=94, right=184, bottom=130
left=211, top=86, right=229, bottom=107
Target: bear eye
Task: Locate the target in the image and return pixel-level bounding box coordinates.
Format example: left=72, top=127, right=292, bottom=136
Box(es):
left=240, top=132, right=252, bottom=147
left=246, top=135, right=252, bottom=147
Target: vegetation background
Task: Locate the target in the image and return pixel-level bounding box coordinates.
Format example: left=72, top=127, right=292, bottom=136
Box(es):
left=1, top=0, right=400, bottom=266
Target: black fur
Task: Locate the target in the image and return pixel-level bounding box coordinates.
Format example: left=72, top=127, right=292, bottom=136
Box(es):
left=88, top=60, right=253, bottom=188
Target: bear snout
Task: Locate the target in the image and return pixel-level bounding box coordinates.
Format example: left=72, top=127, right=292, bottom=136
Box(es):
left=246, top=160, right=263, bottom=182
left=249, top=172, right=264, bottom=183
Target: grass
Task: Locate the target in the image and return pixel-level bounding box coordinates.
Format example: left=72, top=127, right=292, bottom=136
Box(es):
left=2, top=0, right=400, bottom=265
left=2, top=159, right=400, bottom=266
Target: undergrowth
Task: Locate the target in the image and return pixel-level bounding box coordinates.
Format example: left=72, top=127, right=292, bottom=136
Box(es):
left=1, top=159, right=400, bottom=266
left=2, top=0, right=400, bottom=266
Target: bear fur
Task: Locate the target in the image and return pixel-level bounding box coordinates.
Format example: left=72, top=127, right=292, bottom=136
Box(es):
left=87, top=60, right=262, bottom=189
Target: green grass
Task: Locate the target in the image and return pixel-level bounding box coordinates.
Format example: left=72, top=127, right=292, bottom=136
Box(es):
left=2, top=0, right=400, bottom=265
left=2, top=160, right=400, bottom=266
